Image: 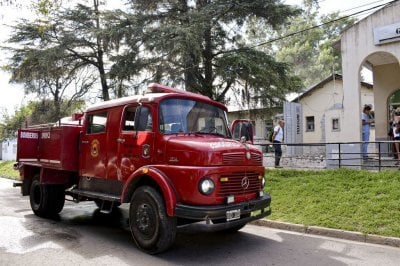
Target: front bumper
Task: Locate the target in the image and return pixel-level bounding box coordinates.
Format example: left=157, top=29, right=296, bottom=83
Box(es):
left=174, top=193, right=271, bottom=232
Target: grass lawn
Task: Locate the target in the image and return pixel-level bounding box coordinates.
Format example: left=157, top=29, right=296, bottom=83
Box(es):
left=0, top=161, right=20, bottom=180
left=265, top=168, right=400, bottom=238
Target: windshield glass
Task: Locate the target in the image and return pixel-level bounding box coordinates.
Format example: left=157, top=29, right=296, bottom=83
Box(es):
left=159, top=98, right=231, bottom=138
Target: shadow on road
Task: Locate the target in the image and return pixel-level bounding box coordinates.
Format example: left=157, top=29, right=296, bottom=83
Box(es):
left=14, top=201, right=351, bottom=265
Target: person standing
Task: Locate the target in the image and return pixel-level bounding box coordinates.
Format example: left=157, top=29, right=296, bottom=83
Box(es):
left=393, top=122, right=400, bottom=165
left=361, top=104, right=373, bottom=159
left=272, top=119, right=285, bottom=168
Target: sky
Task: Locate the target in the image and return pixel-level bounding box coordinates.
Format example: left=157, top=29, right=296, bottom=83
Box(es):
left=0, top=0, right=395, bottom=117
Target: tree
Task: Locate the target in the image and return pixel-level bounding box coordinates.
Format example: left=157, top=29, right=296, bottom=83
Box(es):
left=109, top=0, right=302, bottom=106
left=6, top=0, right=116, bottom=101
left=273, top=0, right=355, bottom=87
left=7, top=44, right=95, bottom=121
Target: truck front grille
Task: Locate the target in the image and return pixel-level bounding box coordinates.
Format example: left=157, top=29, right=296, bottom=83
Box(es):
left=222, top=152, right=263, bottom=165
left=222, top=152, right=244, bottom=163
left=217, top=171, right=261, bottom=196
left=251, top=152, right=263, bottom=164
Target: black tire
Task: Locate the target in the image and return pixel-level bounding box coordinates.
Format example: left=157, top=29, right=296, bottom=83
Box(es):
left=29, top=179, right=65, bottom=217
left=129, top=186, right=177, bottom=254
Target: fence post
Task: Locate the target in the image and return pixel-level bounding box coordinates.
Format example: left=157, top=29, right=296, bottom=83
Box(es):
left=378, top=142, right=381, bottom=171
left=338, top=143, right=341, bottom=168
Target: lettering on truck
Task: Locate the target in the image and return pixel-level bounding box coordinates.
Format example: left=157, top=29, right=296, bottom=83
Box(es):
left=20, top=132, right=39, bottom=139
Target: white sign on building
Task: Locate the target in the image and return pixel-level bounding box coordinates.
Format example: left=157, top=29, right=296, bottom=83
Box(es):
left=373, top=22, right=400, bottom=45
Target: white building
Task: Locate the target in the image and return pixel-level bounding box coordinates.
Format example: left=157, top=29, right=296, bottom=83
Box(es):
left=1, top=138, right=17, bottom=161
left=292, top=74, right=374, bottom=143
left=341, top=0, right=400, bottom=144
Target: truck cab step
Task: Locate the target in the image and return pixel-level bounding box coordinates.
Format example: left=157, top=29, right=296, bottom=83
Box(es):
left=66, top=188, right=121, bottom=203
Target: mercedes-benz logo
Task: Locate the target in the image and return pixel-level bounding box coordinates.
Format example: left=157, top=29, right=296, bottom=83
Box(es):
left=241, top=177, right=249, bottom=189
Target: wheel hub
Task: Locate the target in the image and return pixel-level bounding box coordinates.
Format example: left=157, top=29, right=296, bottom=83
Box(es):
left=136, top=203, right=155, bottom=236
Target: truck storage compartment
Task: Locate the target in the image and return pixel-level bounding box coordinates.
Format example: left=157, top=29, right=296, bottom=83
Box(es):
left=17, top=125, right=81, bottom=171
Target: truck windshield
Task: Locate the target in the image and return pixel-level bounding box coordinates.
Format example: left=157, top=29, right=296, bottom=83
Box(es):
left=159, top=98, right=231, bottom=138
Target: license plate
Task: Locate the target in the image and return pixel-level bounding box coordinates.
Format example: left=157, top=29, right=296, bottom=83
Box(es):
left=226, top=209, right=241, bottom=221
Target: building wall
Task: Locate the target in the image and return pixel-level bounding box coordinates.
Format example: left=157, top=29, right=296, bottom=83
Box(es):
left=373, top=63, right=400, bottom=140
left=298, top=79, right=374, bottom=143
left=341, top=1, right=400, bottom=142
left=2, top=139, right=17, bottom=161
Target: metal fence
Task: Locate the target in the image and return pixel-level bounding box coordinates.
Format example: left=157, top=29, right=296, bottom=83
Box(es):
left=257, top=141, right=400, bottom=171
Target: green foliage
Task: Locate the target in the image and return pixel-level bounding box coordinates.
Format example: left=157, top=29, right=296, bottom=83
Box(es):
left=0, top=161, right=19, bottom=180
left=5, top=0, right=305, bottom=107
left=6, top=1, right=114, bottom=101
left=0, top=105, right=33, bottom=141
left=111, top=0, right=303, bottom=105
left=265, top=169, right=400, bottom=237
left=248, top=1, right=355, bottom=88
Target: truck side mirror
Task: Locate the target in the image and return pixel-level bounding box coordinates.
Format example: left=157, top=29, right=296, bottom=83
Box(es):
left=231, top=119, right=254, bottom=144
left=134, top=106, right=152, bottom=134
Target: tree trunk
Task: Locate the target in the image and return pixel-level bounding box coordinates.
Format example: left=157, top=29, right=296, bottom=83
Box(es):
left=203, top=25, right=214, bottom=99
left=94, top=0, right=109, bottom=101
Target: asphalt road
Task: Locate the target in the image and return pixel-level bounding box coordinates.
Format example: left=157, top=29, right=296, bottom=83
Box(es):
left=1, top=177, right=399, bottom=266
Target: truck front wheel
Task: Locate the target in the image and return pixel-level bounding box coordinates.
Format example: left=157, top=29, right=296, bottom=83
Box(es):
left=129, top=186, right=177, bottom=254
left=30, top=179, right=65, bottom=217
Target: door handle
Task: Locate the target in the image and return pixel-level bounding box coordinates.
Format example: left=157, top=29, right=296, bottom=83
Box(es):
left=82, top=140, right=89, bottom=144
left=117, top=138, right=125, bottom=143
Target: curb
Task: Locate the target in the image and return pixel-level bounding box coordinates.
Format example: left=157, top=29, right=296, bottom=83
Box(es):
left=250, top=219, right=400, bottom=248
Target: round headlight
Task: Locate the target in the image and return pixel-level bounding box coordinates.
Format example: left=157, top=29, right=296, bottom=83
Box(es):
left=198, top=178, right=215, bottom=195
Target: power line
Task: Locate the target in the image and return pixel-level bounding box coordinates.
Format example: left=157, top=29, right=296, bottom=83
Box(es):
left=246, top=0, right=396, bottom=50
left=339, top=0, right=390, bottom=14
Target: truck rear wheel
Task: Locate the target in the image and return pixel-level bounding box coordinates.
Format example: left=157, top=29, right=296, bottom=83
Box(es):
left=129, top=186, right=177, bottom=254
left=30, top=179, right=65, bottom=217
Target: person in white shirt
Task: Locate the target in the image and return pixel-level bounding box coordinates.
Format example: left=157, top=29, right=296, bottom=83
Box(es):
left=271, top=119, right=285, bottom=168
left=361, top=105, right=373, bottom=159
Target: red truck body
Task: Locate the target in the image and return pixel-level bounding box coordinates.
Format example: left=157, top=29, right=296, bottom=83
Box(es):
left=16, top=83, right=271, bottom=254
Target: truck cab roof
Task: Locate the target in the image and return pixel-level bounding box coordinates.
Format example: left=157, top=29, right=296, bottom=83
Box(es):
left=86, top=83, right=227, bottom=113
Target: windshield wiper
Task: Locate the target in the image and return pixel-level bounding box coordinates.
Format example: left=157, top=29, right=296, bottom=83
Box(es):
left=192, top=131, right=226, bottom=138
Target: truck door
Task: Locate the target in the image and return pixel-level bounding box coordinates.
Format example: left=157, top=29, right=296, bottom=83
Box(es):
left=117, top=105, right=155, bottom=181
left=80, top=111, right=108, bottom=178
left=231, top=119, right=254, bottom=144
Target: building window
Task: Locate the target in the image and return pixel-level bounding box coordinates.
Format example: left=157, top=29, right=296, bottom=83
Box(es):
left=332, top=118, right=340, bottom=131
left=306, top=116, right=315, bottom=132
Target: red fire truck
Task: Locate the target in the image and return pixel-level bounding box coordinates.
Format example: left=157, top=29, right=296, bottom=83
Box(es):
left=15, top=83, right=271, bottom=254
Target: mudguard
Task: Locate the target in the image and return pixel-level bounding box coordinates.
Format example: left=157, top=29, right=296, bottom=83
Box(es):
left=121, top=166, right=178, bottom=217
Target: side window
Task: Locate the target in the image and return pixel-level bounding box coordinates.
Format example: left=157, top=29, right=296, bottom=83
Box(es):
left=306, top=116, right=315, bottom=132
left=87, top=112, right=107, bottom=134
left=122, top=107, right=136, bottom=131
left=136, top=106, right=153, bottom=131
left=332, top=118, right=340, bottom=131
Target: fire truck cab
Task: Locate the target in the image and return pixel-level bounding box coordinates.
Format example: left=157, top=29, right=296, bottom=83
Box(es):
left=16, top=83, right=271, bottom=254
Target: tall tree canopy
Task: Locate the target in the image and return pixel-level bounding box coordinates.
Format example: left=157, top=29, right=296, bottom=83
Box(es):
left=274, top=0, right=355, bottom=87
left=6, top=0, right=115, bottom=102
left=5, top=0, right=304, bottom=109
left=108, top=0, right=303, bottom=106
